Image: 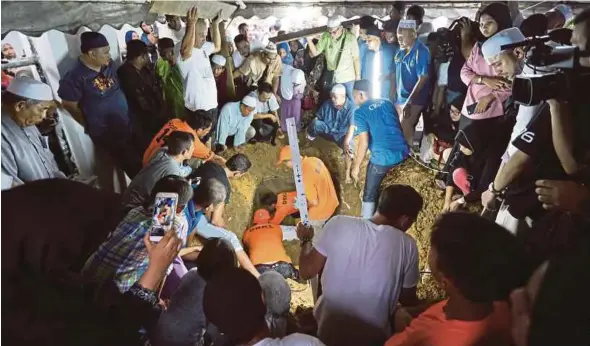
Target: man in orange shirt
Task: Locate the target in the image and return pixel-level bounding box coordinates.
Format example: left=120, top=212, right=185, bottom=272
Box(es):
left=276, top=146, right=339, bottom=233
left=143, top=110, right=226, bottom=167
left=242, top=209, right=299, bottom=279
left=385, top=212, right=528, bottom=346
left=260, top=191, right=299, bottom=225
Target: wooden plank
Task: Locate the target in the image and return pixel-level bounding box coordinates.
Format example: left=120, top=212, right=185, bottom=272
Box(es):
left=269, top=18, right=362, bottom=44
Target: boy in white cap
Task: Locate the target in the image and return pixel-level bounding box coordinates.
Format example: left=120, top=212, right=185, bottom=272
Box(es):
left=211, top=54, right=226, bottom=78
left=546, top=4, right=574, bottom=30
left=307, top=83, right=356, bottom=182
left=2, top=77, right=66, bottom=186
left=233, top=42, right=283, bottom=99
left=306, top=16, right=361, bottom=101
left=215, top=94, right=258, bottom=153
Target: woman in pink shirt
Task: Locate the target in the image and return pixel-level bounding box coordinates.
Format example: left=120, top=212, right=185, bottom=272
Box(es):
left=461, top=3, right=513, bottom=122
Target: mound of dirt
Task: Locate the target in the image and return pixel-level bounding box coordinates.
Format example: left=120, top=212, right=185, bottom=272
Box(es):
left=221, top=129, right=452, bottom=309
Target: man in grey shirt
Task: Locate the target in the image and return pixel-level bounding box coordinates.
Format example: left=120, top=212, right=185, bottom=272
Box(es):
left=121, top=131, right=195, bottom=209
left=1, top=77, right=65, bottom=186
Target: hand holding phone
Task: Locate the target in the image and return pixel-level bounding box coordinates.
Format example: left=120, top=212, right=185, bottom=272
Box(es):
left=149, top=192, right=179, bottom=242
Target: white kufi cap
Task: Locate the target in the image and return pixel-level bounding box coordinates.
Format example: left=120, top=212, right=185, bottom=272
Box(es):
left=398, top=19, right=417, bottom=30
left=481, top=27, right=525, bottom=63
left=331, top=84, right=346, bottom=95
left=211, top=54, right=226, bottom=66
left=327, top=17, right=342, bottom=29
left=242, top=94, right=258, bottom=108
left=7, top=77, right=53, bottom=101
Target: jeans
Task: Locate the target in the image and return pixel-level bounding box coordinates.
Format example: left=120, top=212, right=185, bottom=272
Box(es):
left=363, top=161, right=397, bottom=203
left=256, top=261, right=299, bottom=280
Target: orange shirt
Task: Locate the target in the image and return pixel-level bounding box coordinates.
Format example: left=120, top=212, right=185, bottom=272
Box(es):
left=143, top=119, right=214, bottom=166
left=385, top=300, right=512, bottom=346
left=242, top=223, right=292, bottom=265
left=302, top=157, right=339, bottom=221
left=270, top=191, right=298, bottom=225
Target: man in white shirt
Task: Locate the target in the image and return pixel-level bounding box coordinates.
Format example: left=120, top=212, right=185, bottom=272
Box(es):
left=177, top=6, right=222, bottom=144
left=296, top=184, right=423, bottom=346
left=204, top=267, right=325, bottom=346
left=215, top=94, right=258, bottom=153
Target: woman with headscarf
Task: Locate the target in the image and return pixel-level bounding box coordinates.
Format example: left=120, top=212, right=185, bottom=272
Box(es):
left=460, top=2, right=513, bottom=127
left=125, top=30, right=140, bottom=43
left=140, top=21, right=158, bottom=63
left=277, top=42, right=294, bottom=66
left=279, top=64, right=306, bottom=132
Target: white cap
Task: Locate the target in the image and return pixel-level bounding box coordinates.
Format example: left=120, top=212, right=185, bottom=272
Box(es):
left=330, top=84, right=346, bottom=95
left=327, top=17, right=342, bottom=29
left=211, top=54, right=226, bottom=67
left=482, top=27, right=526, bottom=62
left=263, top=42, right=278, bottom=54
left=241, top=94, right=257, bottom=108
left=398, top=19, right=417, bottom=30
left=7, top=77, right=53, bottom=101
left=552, top=4, right=574, bottom=22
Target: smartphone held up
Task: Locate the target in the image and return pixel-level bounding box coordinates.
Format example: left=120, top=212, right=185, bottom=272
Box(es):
left=149, top=192, right=179, bottom=242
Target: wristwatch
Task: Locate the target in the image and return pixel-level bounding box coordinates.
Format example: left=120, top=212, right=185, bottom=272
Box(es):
left=300, top=237, right=313, bottom=246
left=489, top=182, right=503, bottom=196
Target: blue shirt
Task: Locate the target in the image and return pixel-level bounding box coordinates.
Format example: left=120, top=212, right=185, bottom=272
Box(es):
left=316, top=98, right=356, bottom=141
left=354, top=99, right=409, bottom=166
left=58, top=60, right=131, bottom=138
left=393, top=41, right=431, bottom=106
left=216, top=101, right=256, bottom=147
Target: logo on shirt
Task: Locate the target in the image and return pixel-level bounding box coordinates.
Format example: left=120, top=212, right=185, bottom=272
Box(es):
left=92, top=74, right=115, bottom=92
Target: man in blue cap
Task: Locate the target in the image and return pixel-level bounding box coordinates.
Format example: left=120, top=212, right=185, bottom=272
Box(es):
left=59, top=31, right=142, bottom=178
left=2, top=77, right=66, bottom=187
left=350, top=79, right=409, bottom=218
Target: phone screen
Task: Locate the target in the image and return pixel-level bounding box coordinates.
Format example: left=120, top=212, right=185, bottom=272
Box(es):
left=150, top=193, right=179, bottom=242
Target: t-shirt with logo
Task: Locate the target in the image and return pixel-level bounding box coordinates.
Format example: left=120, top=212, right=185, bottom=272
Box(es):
left=302, top=157, right=339, bottom=221
left=143, top=119, right=214, bottom=166
left=175, top=42, right=217, bottom=111
left=393, top=41, right=431, bottom=106
left=243, top=223, right=292, bottom=265
left=270, top=191, right=298, bottom=225
left=354, top=99, right=409, bottom=166
left=58, top=60, right=131, bottom=138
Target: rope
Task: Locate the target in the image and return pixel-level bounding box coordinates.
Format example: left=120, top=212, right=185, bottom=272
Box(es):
left=408, top=152, right=449, bottom=174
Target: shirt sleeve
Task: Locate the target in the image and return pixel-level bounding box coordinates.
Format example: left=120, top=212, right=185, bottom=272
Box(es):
left=403, top=239, right=420, bottom=288
left=234, top=116, right=253, bottom=146
left=314, top=216, right=339, bottom=257
left=238, top=57, right=253, bottom=76
left=203, top=41, right=215, bottom=56
left=416, top=46, right=430, bottom=77
left=272, top=59, right=283, bottom=77
left=349, top=34, right=360, bottom=59
left=58, top=72, right=83, bottom=102
left=216, top=108, right=230, bottom=146
left=1, top=139, right=23, bottom=186
left=314, top=33, right=329, bottom=55
left=512, top=105, right=550, bottom=159
left=268, top=94, right=280, bottom=112
left=353, top=109, right=368, bottom=135
left=460, top=44, right=477, bottom=86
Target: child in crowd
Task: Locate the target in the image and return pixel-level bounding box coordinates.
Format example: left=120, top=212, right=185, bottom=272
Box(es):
left=279, top=64, right=306, bottom=132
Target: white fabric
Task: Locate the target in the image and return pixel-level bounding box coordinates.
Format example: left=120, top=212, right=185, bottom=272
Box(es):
left=253, top=333, right=325, bottom=346
left=314, top=215, right=420, bottom=344
left=242, top=94, right=258, bottom=108
left=248, top=91, right=279, bottom=113
left=280, top=65, right=306, bottom=101
left=251, top=38, right=267, bottom=53
left=482, top=27, right=525, bottom=63
left=154, top=20, right=186, bottom=45
left=175, top=41, right=217, bottom=111
left=330, top=83, right=346, bottom=95
left=211, top=54, right=226, bottom=66
left=327, top=17, right=342, bottom=29
left=232, top=50, right=246, bottom=68
left=437, top=61, right=450, bottom=86
left=398, top=19, right=417, bottom=30
left=417, top=22, right=434, bottom=35
left=1, top=172, right=14, bottom=190
left=7, top=77, right=53, bottom=101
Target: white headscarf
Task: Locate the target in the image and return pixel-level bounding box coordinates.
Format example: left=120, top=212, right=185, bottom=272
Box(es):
left=280, top=65, right=306, bottom=101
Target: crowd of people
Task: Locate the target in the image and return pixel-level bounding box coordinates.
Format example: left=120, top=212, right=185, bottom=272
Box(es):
left=2, top=1, right=590, bottom=346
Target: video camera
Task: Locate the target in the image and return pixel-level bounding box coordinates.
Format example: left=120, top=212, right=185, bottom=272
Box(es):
left=435, top=17, right=482, bottom=63
left=507, top=28, right=590, bottom=106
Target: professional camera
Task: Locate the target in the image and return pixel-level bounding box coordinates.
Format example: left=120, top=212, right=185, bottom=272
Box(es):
left=435, top=17, right=482, bottom=63
left=509, top=29, right=590, bottom=106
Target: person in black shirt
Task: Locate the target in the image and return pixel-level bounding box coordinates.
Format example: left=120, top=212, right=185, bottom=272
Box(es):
left=189, top=153, right=252, bottom=227
left=118, top=40, right=168, bottom=144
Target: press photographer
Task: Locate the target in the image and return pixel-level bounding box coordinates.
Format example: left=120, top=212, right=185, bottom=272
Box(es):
left=481, top=9, right=590, bottom=266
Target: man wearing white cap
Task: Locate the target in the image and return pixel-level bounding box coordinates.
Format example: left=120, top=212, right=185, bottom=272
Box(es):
left=233, top=42, right=283, bottom=99
left=546, top=4, right=574, bottom=30
left=307, top=84, right=356, bottom=182
left=1, top=77, right=66, bottom=186
left=177, top=6, right=223, bottom=144
left=306, top=17, right=361, bottom=101
left=393, top=19, right=431, bottom=146
left=215, top=94, right=258, bottom=153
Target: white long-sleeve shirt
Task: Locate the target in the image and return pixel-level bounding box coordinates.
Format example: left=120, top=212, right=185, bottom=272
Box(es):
left=215, top=101, right=256, bottom=147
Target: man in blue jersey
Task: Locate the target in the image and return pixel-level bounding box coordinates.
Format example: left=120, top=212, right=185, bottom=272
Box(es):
left=349, top=80, right=409, bottom=218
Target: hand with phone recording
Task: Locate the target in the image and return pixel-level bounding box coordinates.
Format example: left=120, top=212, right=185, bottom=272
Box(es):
left=139, top=228, right=182, bottom=291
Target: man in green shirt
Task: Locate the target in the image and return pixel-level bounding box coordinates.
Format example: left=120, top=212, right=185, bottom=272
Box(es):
left=156, top=37, right=185, bottom=119
left=307, top=17, right=361, bottom=101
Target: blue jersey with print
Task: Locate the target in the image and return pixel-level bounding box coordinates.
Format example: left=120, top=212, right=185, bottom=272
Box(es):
left=58, top=60, right=131, bottom=138
left=354, top=99, right=409, bottom=166
left=393, top=41, right=431, bottom=106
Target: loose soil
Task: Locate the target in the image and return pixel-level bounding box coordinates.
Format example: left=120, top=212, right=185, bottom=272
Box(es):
left=218, top=115, right=454, bottom=312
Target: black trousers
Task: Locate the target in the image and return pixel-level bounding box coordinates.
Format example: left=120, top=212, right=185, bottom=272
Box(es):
left=251, top=118, right=279, bottom=145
